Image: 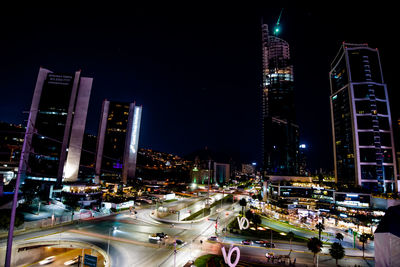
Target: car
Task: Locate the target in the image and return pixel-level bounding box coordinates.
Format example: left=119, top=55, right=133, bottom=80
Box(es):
left=149, top=234, right=161, bottom=243
left=262, top=242, right=275, bottom=248
left=241, top=240, right=252, bottom=245
left=39, top=256, right=56, bottom=265
left=156, top=232, right=168, bottom=239
left=208, top=236, right=218, bottom=241
left=64, top=256, right=79, bottom=265
left=175, top=239, right=186, bottom=246
left=253, top=240, right=268, bottom=244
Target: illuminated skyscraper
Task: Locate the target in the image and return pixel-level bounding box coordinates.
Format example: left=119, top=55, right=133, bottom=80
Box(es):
left=95, top=100, right=142, bottom=184
left=261, top=23, right=299, bottom=176
left=21, top=67, right=93, bottom=185
left=330, top=43, right=397, bottom=193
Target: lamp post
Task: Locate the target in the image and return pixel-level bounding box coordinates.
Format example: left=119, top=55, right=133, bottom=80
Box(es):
left=173, top=240, right=177, bottom=267
left=107, top=227, right=113, bottom=257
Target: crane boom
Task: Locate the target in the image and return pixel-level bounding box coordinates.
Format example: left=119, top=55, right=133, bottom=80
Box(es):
left=274, top=8, right=284, bottom=35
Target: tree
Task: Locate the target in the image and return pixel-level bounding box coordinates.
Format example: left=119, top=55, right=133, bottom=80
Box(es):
left=318, top=173, right=324, bottom=185
left=315, top=222, right=325, bottom=241
left=287, top=231, right=295, bottom=251
left=0, top=210, right=24, bottom=230
left=335, top=233, right=344, bottom=244
left=245, top=209, right=253, bottom=221
left=239, top=198, right=247, bottom=215
left=329, top=242, right=345, bottom=266
left=252, top=214, right=262, bottom=231
left=359, top=233, right=369, bottom=258
left=307, top=237, right=323, bottom=266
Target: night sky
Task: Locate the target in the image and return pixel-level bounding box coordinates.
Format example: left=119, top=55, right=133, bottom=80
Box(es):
left=1, top=5, right=398, bottom=172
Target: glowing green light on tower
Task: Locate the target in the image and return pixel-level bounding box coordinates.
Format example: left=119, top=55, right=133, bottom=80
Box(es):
left=274, top=8, right=283, bottom=36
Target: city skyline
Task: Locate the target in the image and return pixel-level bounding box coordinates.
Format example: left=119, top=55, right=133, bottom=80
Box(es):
left=0, top=5, right=398, bottom=171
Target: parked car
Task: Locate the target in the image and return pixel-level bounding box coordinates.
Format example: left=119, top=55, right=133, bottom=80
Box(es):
left=208, top=236, right=218, bottom=242
left=64, top=256, right=79, bottom=265
left=39, top=256, right=56, bottom=265
left=262, top=242, right=275, bottom=248
left=241, top=240, right=252, bottom=245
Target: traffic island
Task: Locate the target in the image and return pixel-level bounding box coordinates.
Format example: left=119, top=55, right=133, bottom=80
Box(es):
left=227, top=217, right=308, bottom=243
left=193, top=254, right=276, bottom=267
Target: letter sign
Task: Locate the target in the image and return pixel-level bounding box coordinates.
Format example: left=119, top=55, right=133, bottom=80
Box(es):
left=221, top=245, right=240, bottom=267
left=237, top=217, right=249, bottom=230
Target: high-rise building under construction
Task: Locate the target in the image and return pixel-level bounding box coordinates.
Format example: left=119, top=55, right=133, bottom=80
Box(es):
left=261, top=22, right=299, bottom=176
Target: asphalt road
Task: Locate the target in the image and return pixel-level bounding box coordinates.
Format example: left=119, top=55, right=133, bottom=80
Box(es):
left=1, top=197, right=375, bottom=267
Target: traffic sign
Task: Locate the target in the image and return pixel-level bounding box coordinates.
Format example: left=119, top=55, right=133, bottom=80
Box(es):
left=84, top=254, right=97, bottom=267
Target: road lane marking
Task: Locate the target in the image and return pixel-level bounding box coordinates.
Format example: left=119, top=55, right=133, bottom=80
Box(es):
left=23, top=231, right=64, bottom=241
left=68, top=229, right=160, bottom=248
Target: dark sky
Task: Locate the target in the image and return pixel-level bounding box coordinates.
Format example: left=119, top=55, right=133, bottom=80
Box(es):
left=0, top=4, right=398, bottom=172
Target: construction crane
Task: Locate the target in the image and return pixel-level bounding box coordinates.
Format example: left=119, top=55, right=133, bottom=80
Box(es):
left=274, top=8, right=284, bottom=36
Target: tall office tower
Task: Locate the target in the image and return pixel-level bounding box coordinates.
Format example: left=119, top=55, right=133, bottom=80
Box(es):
left=261, top=23, right=299, bottom=176
left=20, top=67, right=93, bottom=185
left=95, top=100, right=142, bottom=185
left=330, top=43, right=397, bottom=193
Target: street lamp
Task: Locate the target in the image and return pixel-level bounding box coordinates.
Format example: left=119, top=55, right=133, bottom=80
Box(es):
left=173, top=240, right=177, bottom=267
left=107, top=226, right=117, bottom=257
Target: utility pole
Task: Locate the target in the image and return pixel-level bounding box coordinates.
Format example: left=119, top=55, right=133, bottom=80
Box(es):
left=221, top=190, right=223, bottom=210
left=207, top=160, right=211, bottom=207
left=270, top=228, right=273, bottom=250
left=5, top=113, right=34, bottom=267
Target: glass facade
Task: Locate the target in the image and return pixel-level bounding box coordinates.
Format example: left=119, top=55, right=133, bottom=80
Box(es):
left=261, top=24, right=299, bottom=176
left=102, top=102, right=130, bottom=174
left=27, top=73, right=74, bottom=178
left=330, top=43, right=397, bottom=193
left=96, top=100, right=142, bottom=184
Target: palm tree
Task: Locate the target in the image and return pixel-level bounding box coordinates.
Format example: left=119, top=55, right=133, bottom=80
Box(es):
left=252, top=214, right=262, bottom=231
left=335, top=233, right=344, bottom=244
left=245, top=209, right=253, bottom=222
left=307, top=237, right=323, bottom=266
left=359, top=233, right=369, bottom=258
left=239, top=198, right=247, bottom=215
left=287, top=231, right=295, bottom=251
left=329, top=242, right=345, bottom=266
left=315, top=222, right=325, bottom=241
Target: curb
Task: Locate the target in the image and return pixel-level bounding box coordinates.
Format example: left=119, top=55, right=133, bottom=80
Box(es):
left=149, top=210, right=210, bottom=224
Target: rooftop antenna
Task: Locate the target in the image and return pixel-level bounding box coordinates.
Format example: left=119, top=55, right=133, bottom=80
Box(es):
left=274, top=8, right=284, bottom=36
